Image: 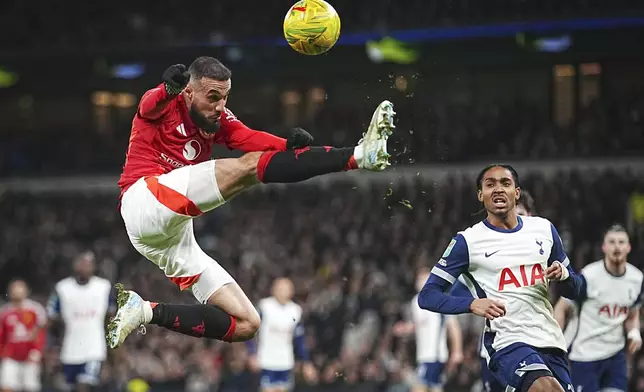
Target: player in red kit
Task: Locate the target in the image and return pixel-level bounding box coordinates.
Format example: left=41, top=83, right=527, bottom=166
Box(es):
left=108, top=56, right=396, bottom=349
left=0, top=280, right=47, bottom=392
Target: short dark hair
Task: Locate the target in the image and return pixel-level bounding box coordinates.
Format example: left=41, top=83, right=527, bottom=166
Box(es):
left=605, top=224, right=628, bottom=237
left=476, top=164, right=520, bottom=191
left=188, top=56, right=231, bottom=81
left=517, top=190, right=535, bottom=215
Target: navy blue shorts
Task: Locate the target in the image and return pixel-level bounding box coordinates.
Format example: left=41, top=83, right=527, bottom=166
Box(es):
left=570, top=350, right=627, bottom=392
left=488, top=343, right=573, bottom=391
left=260, top=369, right=292, bottom=390
left=62, top=361, right=102, bottom=387
left=416, top=362, right=445, bottom=388
left=480, top=358, right=504, bottom=392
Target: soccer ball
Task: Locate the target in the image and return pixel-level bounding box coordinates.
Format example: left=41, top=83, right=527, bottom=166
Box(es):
left=283, top=0, right=341, bottom=55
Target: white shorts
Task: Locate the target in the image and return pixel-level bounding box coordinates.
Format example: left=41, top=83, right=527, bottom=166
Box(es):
left=120, top=160, right=235, bottom=303
left=0, top=359, right=41, bottom=392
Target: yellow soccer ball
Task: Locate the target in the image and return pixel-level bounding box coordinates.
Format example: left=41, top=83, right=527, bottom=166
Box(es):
left=283, top=0, right=341, bottom=55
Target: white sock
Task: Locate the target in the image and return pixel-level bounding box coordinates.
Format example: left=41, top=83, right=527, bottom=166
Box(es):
left=143, top=301, right=154, bottom=324
left=353, top=144, right=364, bottom=166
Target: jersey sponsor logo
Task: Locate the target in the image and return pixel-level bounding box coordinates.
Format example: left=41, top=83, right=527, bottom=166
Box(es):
left=597, top=304, right=629, bottom=318
left=183, top=140, right=202, bottom=161
left=176, top=123, right=187, bottom=137
left=498, top=264, right=545, bottom=291
left=485, top=250, right=500, bottom=258
left=442, top=239, right=456, bottom=258
left=160, top=153, right=186, bottom=168
left=437, top=258, right=447, bottom=267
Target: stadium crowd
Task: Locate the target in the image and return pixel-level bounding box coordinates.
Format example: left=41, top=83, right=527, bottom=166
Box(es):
left=2, top=166, right=644, bottom=391
left=2, top=93, right=644, bottom=177
left=1, top=0, right=642, bottom=50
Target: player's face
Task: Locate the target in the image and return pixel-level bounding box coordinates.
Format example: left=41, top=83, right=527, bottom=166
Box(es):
left=8, top=280, right=28, bottom=303
left=602, top=231, right=631, bottom=264
left=415, top=271, right=430, bottom=292
left=477, top=167, right=520, bottom=217
left=272, top=278, right=294, bottom=303
left=185, top=77, right=231, bottom=133
left=75, top=252, right=96, bottom=282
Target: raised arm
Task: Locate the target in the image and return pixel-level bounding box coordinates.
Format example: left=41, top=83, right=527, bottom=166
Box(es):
left=138, top=65, right=190, bottom=121
left=217, top=109, right=287, bottom=152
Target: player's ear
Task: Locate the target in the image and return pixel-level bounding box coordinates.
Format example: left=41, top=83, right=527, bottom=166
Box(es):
left=477, top=189, right=483, bottom=203
left=515, top=187, right=521, bottom=201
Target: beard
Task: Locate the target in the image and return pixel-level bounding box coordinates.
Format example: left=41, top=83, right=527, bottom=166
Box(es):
left=189, top=103, right=220, bottom=133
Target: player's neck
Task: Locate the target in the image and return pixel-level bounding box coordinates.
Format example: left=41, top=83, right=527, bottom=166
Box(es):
left=486, top=212, right=519, bottom=230
left=603, top=259, right=626, bottom=277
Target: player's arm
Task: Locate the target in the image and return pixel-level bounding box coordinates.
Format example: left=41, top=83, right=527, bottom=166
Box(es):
left=553, top=297, right=575, bottom=330
left=294, top=322, right=317, bottom=383
left=137, top=65, right=189, bottom=121
left=445, top=316, right=464, bottom=372
left=46, top=289, right=60, bottom=322
left=30, top=303, right=48, bottom=341
left=625, top=280, right=643, bottom=354
left=545, top=223, right=586, bottom=299
left=418, top=234, right=506, bottom=319
left=219, top=110, right=313, bottom=152
left=418, top=235, right=474, bottom=314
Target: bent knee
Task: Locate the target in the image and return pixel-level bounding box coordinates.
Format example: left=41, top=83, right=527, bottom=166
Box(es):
left=234, top=307, right=261, bottom=341
left=527, top=376, right=564, bottom=392
left=238, top=152, right=264, bottom=178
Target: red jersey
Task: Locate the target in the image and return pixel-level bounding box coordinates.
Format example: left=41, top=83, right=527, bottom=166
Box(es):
left=0, top=300, right=47, bottom=362
left=118, top=84, right=287, bottom=195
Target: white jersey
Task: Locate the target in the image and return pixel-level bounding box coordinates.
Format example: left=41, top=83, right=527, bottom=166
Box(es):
left=431, top=216, right=571, bottom=354
left=411, top=294, right=449, bottom=363
left=47, top=277, right=113, bottom=364
left=566, top=260, right=643, bottom=362
left=257, top=297, right=303, bottom=371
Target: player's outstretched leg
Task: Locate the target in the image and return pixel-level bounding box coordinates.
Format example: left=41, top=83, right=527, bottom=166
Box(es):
left=212, top=100, right=395, bottom=201
left=259, top=100, right=396, bottom=181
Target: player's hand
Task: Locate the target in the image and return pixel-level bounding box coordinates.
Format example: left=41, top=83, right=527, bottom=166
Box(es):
left=445, top=351, right=464, bottom=376
left=302, top=362, right=318, bottom=384
left=470, top=298, right=506, bottom=320
left=247, top=355, right=260, bottom=373
left=162, top=64, right=190, bottom=95
left=627, top=329, right=642, bottom=354
left=546, top=261, right=569, bottom=281
left=392, top=321, right=414, bottom=337
left=286, top=127, right=314, bottom=149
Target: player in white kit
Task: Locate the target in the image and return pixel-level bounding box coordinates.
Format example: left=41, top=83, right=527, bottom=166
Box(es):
left=450, top=190, right=536, bottom=392
left=554, top=225, right=643, bottom=392
left=248, top=278, right=317, bottom=392
left=393, top=267, right=463, bottom=392
left=418, top=165, right=585, bottom=392
left=47, top=251, right=115, bottom=392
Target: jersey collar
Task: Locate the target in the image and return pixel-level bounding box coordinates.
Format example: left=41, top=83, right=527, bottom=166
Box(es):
left=482, top=216, right=524, bottom=233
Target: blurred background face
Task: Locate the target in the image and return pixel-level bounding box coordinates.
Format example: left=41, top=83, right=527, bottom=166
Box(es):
left=516, top=204, right=529, bottom=217
left=272, top=277, right=294, bottom=304
left=8, top=280, right=29, bottom=303
left=602, top=231, right=631, bottom=264
left=74, top=251, right=96, bottom=282
left=478, top=167, right=520, bottom=217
